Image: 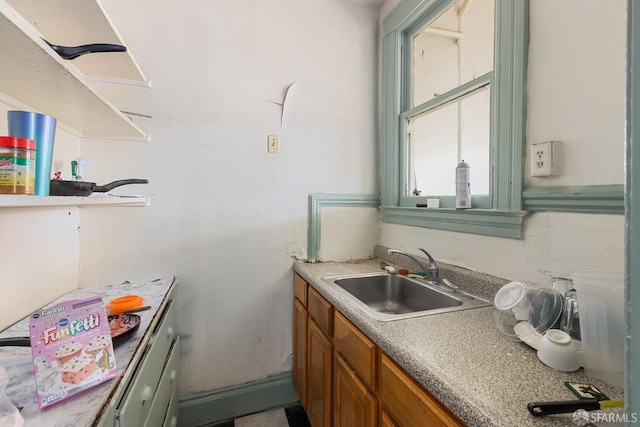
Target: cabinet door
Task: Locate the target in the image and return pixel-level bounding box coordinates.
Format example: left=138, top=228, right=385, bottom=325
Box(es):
left=333, top=353, right=377, bottom=427
left=293, top=298, right=308, bottom=408
left=118, top=302, right=178, bottom=427
left=381, top=411, right=399, bottom=427
left=380, top=353, right=464, bottom=427
left=307, top=319, right=332, bottom=427
left=144, top=338, right=180, bottom=427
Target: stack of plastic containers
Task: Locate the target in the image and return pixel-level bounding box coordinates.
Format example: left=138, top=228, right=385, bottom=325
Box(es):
left=572, top=272, right=625, bottom=388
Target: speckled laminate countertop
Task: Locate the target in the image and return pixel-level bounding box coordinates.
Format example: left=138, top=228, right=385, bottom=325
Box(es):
left=293, top=258, right=624, bottom=427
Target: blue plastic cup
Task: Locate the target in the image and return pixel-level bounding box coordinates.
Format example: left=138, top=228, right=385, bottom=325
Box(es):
left=7, top=111, right=57, bottom=196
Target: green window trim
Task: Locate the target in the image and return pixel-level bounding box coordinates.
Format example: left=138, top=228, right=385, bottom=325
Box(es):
left=523, top=184, right=624, bottom=214
left=380, top=206, right=527, bottom=239
left=380, top=0, right=529, bottom=238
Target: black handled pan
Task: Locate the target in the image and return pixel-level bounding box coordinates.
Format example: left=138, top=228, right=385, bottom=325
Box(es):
left=44, top=40, right=127, bottom=60
left=0, top=313, right=145, bottom=348
left=49, top=179, right=149, bottom=196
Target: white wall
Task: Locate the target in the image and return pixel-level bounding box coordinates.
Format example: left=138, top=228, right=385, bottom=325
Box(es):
left=319, top=207, right=380, bottom=261
left=0, top=206, right=79, bottom=328
left=526, top=0, right=626, bottom=185
left=380, top=0, right=626, bottom=283
left=78, top=0, right=379, bottom=395
left=0, top=103, right=82, bottom=329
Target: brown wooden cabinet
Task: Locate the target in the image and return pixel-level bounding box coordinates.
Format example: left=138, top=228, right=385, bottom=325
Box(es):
left=307, top=319, right=333, bottom=427
left=333, top=310, right=377, bottom=391
left=333, top=353, right=377, bottom=427
left=308, top=286, right=333, bottom=336
left=293, top=272, right=465, bottom=427
left=379, top=353, right=464, bottom=427
left=293, top=298, right=308, bottom=408
left=294, top=273, right=333, bottom=427
left=381, top=411, right=399, bottom=427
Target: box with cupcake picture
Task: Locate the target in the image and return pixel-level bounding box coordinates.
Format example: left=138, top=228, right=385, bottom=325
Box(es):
left=28, top=296, right=117, bottom=409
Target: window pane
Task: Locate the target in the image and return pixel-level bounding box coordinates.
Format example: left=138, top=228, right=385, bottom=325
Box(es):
left=412, top=0, right=494, bottom=107
left=407, top=86, right=490, bottom=196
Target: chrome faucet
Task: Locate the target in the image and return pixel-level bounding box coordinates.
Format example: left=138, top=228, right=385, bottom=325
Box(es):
left=386, top=248, right=459, bottom=291
left=387, top=248, right=439, bottom=282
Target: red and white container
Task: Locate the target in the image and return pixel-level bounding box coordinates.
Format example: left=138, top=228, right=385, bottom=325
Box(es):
left=0, top=136, right=36, bottom=195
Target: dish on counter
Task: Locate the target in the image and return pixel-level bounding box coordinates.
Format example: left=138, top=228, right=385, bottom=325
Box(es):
left=493, top=281, right=563, bottom=340
left=514, top=321, right=543, bottom=350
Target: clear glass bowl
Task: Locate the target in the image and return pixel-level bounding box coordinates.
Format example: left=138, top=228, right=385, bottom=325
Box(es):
left=493, top=281, right=563, bottom=340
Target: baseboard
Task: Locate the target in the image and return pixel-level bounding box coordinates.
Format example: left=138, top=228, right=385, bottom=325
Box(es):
left=177, top=371, right=299, bottom=426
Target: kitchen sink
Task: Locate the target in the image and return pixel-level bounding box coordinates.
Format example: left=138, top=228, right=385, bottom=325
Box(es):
left=322, top=272, right=490, bottom=321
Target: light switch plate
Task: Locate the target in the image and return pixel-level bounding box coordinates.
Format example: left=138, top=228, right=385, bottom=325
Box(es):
left=267, top=135, right=279, bottom=154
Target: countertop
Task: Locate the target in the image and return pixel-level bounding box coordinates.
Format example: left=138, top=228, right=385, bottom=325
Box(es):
left=293, top=259, right=625, bottom=427
left=0, top=276, right=176, bottom=427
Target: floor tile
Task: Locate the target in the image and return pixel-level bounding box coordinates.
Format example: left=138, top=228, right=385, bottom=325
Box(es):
left=284, top=405, right=311, bottom=427
left=234, top=408, right=289, bottom=427
left=205, top=420, right=234, bottom=427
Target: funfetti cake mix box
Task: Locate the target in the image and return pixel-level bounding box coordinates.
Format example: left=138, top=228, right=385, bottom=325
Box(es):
left=29, top=296, right=117, bottom=409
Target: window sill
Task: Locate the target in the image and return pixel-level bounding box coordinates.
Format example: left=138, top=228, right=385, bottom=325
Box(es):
left=380, top=206, right=527, bottom=239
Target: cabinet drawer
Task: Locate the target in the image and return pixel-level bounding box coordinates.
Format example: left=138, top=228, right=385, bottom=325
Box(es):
left=144, top=337, right=180, bottom=427
left=163, top=382, right=179, bottom=427
left=308, top=287, right=332, bottom=337
left=151, top=299, right=178, bottom=358
left=118, top=301, right=178, bottom=427
left=294, top=273, right=308, bottom=306
left=333, top=311, right=376, bottom=391
left=380, top=353, right=464, bottom=427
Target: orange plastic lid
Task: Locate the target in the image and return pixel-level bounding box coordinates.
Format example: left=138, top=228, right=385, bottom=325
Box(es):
left=106, top=295, right=143, bottom=315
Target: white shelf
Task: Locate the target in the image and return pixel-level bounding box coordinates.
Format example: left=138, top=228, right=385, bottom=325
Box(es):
left=0, top=194, right=150, bottom=208
left=5, top=0, right=148, bottom=83
left=0, top=0, right=147, bottom=138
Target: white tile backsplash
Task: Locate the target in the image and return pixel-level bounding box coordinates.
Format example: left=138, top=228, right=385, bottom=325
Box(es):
left=380, top=212, right=624, bottom=283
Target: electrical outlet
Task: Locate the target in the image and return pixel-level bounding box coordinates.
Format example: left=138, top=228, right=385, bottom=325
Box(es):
left=531, top=141, right=560, bottom=177
left=267, top=135, right=279, bottom=154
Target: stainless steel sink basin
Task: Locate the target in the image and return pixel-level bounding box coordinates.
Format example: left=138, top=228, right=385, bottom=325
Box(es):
left=322, top=272, right=490, bottom=321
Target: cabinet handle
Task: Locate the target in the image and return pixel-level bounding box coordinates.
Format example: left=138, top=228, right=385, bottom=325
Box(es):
left=170, top=370, right=177, bottom=383
left=141, top=385, right=153, bottom=402
left=167, top=326, right=175, bottom=338
left=170, top=416, right=177, bottom=427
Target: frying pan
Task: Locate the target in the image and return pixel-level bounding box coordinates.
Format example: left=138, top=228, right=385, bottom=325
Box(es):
left=0, top=314, right=141, bottom=348
left=49, top=179, right=149, bottom=196
left=107, top=314, right=142, bottom=346
left=44, top=40, right=127, bottom=60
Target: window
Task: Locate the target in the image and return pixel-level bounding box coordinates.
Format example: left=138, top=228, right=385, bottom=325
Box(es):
left=380, top=0, right=529, bottom=238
